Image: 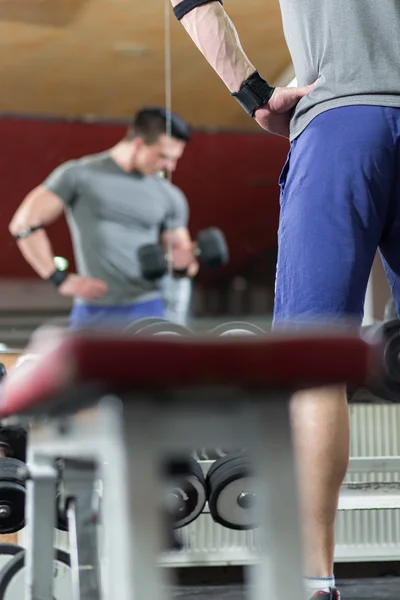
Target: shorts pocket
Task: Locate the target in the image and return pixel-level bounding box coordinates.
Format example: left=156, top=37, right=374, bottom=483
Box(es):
left=278, top=140, right=297, bottom=193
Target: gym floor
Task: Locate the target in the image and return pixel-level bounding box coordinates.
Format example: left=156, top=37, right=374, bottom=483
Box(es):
left=173, top=566, right=400, bottom=600
left=175, top=580, right=400, bottom=600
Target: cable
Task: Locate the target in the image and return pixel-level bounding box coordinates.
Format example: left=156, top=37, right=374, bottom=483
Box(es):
left=164, top=0, right=174, bottom=277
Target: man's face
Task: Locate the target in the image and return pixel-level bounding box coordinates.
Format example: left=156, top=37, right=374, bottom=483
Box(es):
left=135, top=134, right=186, bottom=175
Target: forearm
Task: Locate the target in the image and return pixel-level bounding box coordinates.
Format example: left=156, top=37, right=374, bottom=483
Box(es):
left=15, top=231, right=56, bottom=279
left=9, top=186, right=67, bottom=280
left=171, top=0, right=255, bottom=92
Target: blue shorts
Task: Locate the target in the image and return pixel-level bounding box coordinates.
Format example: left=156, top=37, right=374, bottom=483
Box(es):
left=69, top=297, right=165, bottom=331
left=274, top=105, right=400, bottom=327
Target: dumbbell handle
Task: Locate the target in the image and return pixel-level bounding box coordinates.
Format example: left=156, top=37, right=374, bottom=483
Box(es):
left=139, top=227, right=226, bottom=281
left=0, top=444, right=9, bottom=458
left=163, top=245, right=199, bottom=262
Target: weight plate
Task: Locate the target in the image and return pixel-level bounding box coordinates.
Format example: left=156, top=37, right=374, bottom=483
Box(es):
left=138, top=244, right=166, bottom=280
left=385, top=330, right=400, bottom=382
left=166, top=457, right=204, bottom=481
left=124, top=317, right=169, bottom=334
left=165, top=457, right=206, bottom=529
left=197, top=228, right=229, bottom=268
left=0, top=428, right=27, bottom=463
left=0, top=549, right=71, bottom=600
left=167, top=476, right=206, bottom=528
left=210, top=322, right=265, bottom=336
left=134, top=322, right=194, bottom=337
left=362, top=320, right=400, bottom=401
left=206, top=452, right=248, bottom=483
left=207, top=459, right=256, bottom=530
left=0, top=459, right=27, bottom=534
left=210, top=473, right=256, bottom=529
left=0, top=545, right=23, bottom=572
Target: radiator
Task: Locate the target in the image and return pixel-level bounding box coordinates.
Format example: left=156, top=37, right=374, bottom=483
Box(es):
left=335, top=403, right=400, bottom=562
left=19, top=404, right=400, bottom=564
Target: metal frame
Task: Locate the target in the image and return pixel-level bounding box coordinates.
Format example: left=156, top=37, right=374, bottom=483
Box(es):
left=63, top=458, right=101, bottom=600
left=20, top=386, right=309, bottom=600
left=25, top=450, right=58, bottom=600
left=23, top=401, right=118, bottom=600
left=22, top=395, right=400, bottom=600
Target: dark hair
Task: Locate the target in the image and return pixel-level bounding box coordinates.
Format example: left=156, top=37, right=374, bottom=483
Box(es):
left=125, top=106, right=190, bottom=144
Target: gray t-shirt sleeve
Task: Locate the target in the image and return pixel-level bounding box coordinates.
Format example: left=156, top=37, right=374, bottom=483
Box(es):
left=42, top=160, right=79, bottom=206
left=163, top=184, right=189, bottom=230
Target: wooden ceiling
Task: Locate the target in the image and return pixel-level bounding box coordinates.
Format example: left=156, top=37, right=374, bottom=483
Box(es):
left=0, top=0, right=292, bottom=130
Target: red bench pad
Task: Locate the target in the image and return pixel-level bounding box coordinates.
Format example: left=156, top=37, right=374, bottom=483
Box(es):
left=0, top=331, right=382, bottom=417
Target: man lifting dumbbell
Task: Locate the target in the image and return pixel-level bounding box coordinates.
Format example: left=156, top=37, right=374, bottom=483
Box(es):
left=138, top=227, right=228, bottom=280
left=9, top=107, right=204, bottom=330
left=144, top=226, right=228, bottom=326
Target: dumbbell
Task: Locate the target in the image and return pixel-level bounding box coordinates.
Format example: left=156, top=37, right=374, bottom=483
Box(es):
left=125, top=317, right=193, bottom=336
left=164, top=457, right=207, bottom=529
left=209, top=321, right=265, bottom=336
left=0, top=429, right=28, bottom=534
left=138, top=228, right=229, bottom=281
left=0, top=544, right=24, bottom=571
left=206, top=453, right=256, bottom=530
left=0, top=458, right=27, bottom=534
left=0, top=548, right=72, bottom=599
left=360, top=318, right=400, bottom=402
left=0, top=428, right=27, bottom=464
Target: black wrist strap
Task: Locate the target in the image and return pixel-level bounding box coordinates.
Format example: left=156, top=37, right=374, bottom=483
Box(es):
left=48, top=269, right=69, bottom=288
left=231, top=71, right=275, bottom=117
left=173, top=0, right=222, bottom=21
left=172, top=268, right=189, bottom=278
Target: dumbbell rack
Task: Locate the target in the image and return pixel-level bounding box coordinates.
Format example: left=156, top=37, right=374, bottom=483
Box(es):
left=0, top=331, right=381, bottom=600
left=159, top=422, right=400, bottom=568
left=16, top=412, right=400, bottom=568
left=160, top=455, right=400, bottom=568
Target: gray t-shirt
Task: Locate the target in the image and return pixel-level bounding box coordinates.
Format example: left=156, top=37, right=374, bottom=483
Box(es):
left=279, top=0, right=400, bottom=140
left=43, top=152, right=189, bottom=306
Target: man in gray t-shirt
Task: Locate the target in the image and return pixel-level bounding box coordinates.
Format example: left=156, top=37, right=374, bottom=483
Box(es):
left=9, top=107, right=198, bottom=329
left=171, top=2, right=400, bottom=600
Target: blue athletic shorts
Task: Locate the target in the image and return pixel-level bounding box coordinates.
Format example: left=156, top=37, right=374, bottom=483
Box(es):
left=69, top=297, right=165, bottom=331
left=273, top=105, right=400, bottom=327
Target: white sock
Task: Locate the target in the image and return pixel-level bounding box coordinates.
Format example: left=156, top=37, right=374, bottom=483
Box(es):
left=305, top=576, right=335, bottom=597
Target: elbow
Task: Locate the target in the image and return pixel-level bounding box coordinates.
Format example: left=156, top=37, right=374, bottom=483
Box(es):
left=8, top=218, right=20, bottom=237
left=9, top=186, right=50, bottom=238
left=8, top=214, right=32, bottom=238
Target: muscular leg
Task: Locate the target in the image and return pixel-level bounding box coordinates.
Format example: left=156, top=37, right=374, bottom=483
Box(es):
left=274, top=106, right=397, bottom=591
left=291, top=385, right=349, bottom=577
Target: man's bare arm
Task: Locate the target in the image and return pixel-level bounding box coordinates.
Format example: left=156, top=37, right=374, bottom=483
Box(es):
left=171, top=0, right=255, bottom=93
left=9, top=186, right=65, bottom=279
left=10, top=183, right=109, bottom=301
left=171, top=0, right=317, bottom=137
left=161, top=227, right=199, bottom=277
